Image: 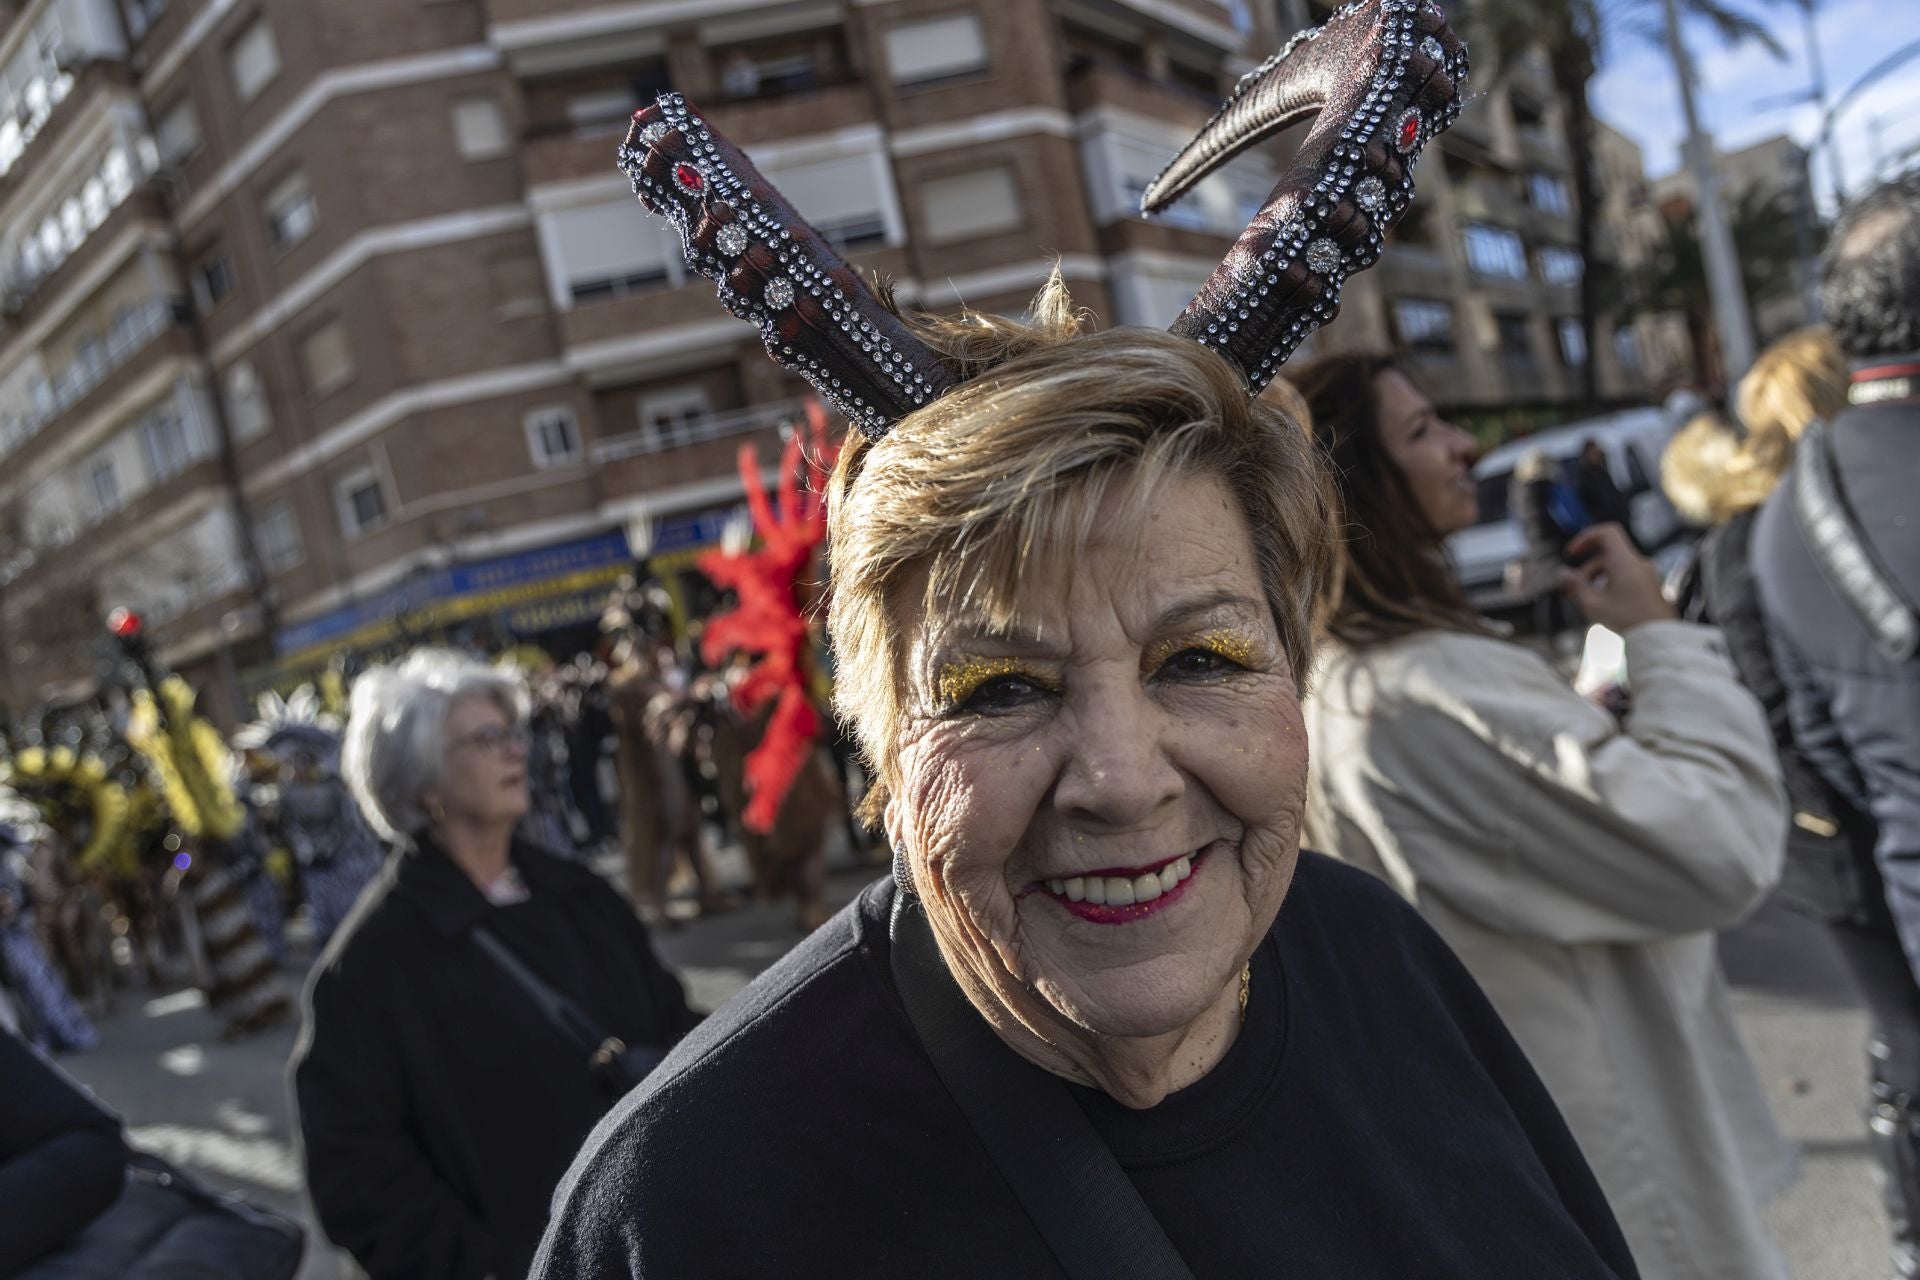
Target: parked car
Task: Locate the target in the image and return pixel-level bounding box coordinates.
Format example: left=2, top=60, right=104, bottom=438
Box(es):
left=1448, top=406, right=1689, bottom=611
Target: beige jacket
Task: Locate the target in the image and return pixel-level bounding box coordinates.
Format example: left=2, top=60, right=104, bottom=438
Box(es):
left=1304, top=621, right=1795, bottom=1280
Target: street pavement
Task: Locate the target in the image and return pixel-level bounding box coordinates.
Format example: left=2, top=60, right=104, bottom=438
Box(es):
left=50, top=853, right=1890, bottom=1280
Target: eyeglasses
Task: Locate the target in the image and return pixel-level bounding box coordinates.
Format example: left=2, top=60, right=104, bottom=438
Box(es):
left=449, top=724, right=530, bottom=758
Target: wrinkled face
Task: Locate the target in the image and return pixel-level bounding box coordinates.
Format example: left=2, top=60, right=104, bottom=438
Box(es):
left=886, top=471, right=1307, bottom=1040
left=1375, top=369, right=1479, bottom=536
left=428, top=695, right=529, bottom=830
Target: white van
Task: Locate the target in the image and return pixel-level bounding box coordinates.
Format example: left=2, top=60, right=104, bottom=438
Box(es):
left=1447, top=406, right=1690, bottom=611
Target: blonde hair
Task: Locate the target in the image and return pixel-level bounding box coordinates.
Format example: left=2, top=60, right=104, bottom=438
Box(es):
left=825, top=275, right=1334, bottom=816
left=1660, top=412, right=1743, bottom=526
left=1657, top=328, right=1849, bottom=526
left=1717, top=327, right=1849, bottom=517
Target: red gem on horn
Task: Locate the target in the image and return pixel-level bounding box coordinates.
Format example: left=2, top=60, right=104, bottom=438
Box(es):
left=673, top=163, right=705, bottom=194
left=1396, top=110, right=1422, bottom=152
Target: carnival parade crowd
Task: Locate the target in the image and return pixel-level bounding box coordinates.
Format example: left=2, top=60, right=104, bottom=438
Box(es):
left=5, top=1, right=1920, bottom=1274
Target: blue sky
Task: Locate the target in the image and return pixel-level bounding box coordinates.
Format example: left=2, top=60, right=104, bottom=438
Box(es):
left=1587, top=0, right=1919, bottom=212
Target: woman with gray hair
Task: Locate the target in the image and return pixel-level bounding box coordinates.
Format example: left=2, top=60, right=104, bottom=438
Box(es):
left=291, top=648, right=697, bottom=1280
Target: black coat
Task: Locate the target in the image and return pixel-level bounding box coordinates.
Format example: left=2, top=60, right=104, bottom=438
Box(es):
left=1695, top=508, right=1882, bottom=925
left=0, top=1028, right=127, bottom=1274
left=1754, top=391, right=1920, bottom=973
left=290, top=839, right=698, bottom=1280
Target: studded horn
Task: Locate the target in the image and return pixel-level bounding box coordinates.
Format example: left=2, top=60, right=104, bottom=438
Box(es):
left=1147, top=0, right=1468, bottom=394
left=618, top=96, right=958, bottom=440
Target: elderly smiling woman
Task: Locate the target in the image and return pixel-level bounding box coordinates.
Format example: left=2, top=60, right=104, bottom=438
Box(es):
left=538, top=7, right=1639, bottom=1276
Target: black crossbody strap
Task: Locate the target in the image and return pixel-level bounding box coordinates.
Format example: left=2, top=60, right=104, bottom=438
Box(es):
left=472, top=927, right=620, bottom=1063
left=888, top=895, right=1196, bottom=1280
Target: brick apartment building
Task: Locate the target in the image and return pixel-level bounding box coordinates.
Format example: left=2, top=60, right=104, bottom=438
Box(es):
left=0, top=0, right=1655, bottom=719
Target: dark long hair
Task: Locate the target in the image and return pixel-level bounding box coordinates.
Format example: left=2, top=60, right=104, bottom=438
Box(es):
left=1291, top=353, right=1488, bottom=649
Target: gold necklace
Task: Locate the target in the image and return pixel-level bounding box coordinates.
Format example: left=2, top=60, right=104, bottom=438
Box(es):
left=1238, top=962, right=1251, bottom=1024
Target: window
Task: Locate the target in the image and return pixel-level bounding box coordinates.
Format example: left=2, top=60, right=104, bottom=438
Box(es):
left=1538, top=245, right=1582, bottom=288
left=524, top=406, right=581, bottom=468
left=1613, top=325, right=1642, bottom=372
left=263, top=170, right=317, bottom=249
left=224, top=361, right=271, bottom=441
left=299, top=321, right=355, bottom=398
left=1495, top=311, right=1535, bottom=362
left=452, top=96, right=510, bottom=160
left=566, top=89, right=640, bottom=129
left=1463, top=223, right=1528, bottom=280
left=764, top=153, right=891, bottom=250
left=335, top=468, right=388, bottom=537
left=640, top=388, right=713, bottom=448
left=1557, top=318, right=1588, bottom=367
left=254, top=502, right=302, bottom=572
left=547, top=201, right=671, bottom=303
left=883, top=13, right=989, bottom=87
left=86, top=454, right=121, bottom=520
left=1528, top=173, right=1571, bottom=217
left=227, top=17, right=281, bottom=104
left=155, top=97, right=199, bottom=167
left=139, top=405, right=195, bottom=482
left=80, top=178, right=108, bottom=230
left=191, top=246, right=234, bottom=312
left=1393, top=298, right=1455, bottom=354
left=919, top=166, right=1023, bottom=245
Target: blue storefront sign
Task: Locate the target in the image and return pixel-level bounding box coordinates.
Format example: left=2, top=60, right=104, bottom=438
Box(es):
left=275, top=528, right=634, bottom=656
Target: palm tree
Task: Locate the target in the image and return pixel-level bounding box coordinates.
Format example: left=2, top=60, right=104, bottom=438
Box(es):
left=1459, top=0, right=1784, bottom=402
left=1630, top=183, right=1812, bottom=385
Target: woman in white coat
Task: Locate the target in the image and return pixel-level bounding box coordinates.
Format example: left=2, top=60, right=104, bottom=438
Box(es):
left=1293, top=353, right=1795, bottom=1280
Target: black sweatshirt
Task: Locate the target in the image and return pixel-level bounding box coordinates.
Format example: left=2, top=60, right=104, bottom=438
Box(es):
left=0, top=1028, right=128, bottom=1274
left=535, top=854, right=1638, bottom=1279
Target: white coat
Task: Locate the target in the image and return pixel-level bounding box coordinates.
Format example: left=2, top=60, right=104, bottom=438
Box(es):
left=1304, top=620, right=1796, bottom=1280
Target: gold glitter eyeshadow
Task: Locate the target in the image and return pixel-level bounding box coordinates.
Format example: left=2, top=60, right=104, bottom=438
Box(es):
left=935, top=657, right=1037, bottom=708
left=1148, top=628, right=1260, bottom=671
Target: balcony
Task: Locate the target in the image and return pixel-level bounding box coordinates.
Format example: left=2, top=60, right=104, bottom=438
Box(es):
left=0, top=296, right=189, bottom=461
left=1066, top=58, right=1220, bottom=130
left=593, top=396, right=807, bottom=463
left=0, top=59, right=135, bottom=205
left=594, top=398, right=801, bottom=503
left=3, top=177, right=166, bottom=322
left=558, top=243, right=910, bottom=355
left=522, top=79, right=872, bottom=189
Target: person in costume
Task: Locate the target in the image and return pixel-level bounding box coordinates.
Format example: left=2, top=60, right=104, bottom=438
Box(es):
left=235, top=689, right=389, bottom=950
left=1293, top=349, right=1795, bottom=1279
left=693, top=404, right=843, bottom=930
left=293, top=648, right=698, bottom=1280
left=603, top=617, right=726, bottom=918
left=0, top=803, right=97, bottom=1054
left=537, top=6, right=1636, bottom=1276
left=118, top=646, right=293, bottom=1038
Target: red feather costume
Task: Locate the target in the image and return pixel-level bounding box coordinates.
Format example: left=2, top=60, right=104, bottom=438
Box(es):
left=696, top=403, right=837, bottom=833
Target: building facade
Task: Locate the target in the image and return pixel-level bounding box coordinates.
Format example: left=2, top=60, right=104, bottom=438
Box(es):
left=1272, top=0, right=1653, bottom=418
left=0, top=0, right=1652, bottom=716
left=1654, top=132, right=1822, bottom=348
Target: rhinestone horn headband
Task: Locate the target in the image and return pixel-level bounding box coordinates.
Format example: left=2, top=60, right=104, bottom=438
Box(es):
left=1147, top=0, right=1467, bottom=391
left=616, top=0, right=1466, bottom=437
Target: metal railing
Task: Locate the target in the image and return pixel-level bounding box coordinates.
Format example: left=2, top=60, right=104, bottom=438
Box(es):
left=0, top=296, right=182, bottom=460
left=591, top=397, right=808, bottom=464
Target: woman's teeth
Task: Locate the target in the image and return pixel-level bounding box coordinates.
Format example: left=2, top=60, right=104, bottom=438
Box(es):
left=1047, top=855, right=1194, bottom=906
